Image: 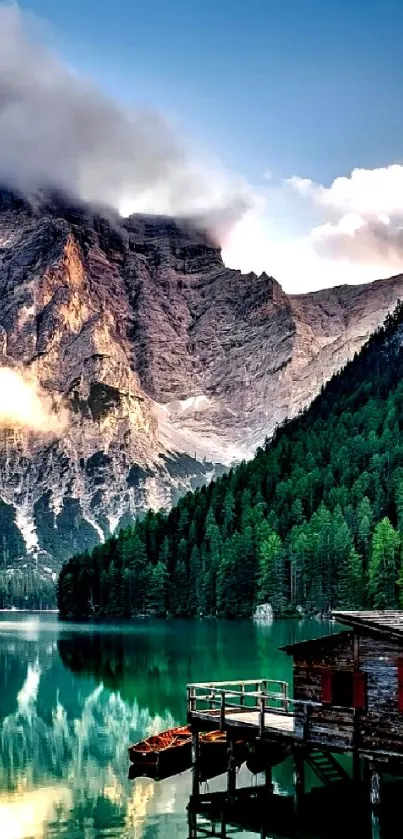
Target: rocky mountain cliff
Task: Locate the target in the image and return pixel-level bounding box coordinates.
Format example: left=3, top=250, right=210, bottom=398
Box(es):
left=0, top=187, right=403, bottom=579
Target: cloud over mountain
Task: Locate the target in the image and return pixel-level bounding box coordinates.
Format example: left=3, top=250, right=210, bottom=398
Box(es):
left=0, top=3, right=254, bottom=228
left=0, top=368, right=66, bottom=434
left=288, top=165, right=403, bottom=267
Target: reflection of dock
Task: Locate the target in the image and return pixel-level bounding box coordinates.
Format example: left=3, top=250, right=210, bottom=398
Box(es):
left=187, top=783, right=374, bottom=839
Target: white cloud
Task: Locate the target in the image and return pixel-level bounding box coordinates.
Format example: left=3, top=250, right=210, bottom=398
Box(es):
left=0, top=3, right=257, bottom=232
left=288, top=165, right=403, bottom=217
left=1, top=6, right=401, bottom=293
left=0, top=368, right=66, bottom=434
left=224, top=165, right=403, bottom=292
left=287, top=164, right=403, bottom=271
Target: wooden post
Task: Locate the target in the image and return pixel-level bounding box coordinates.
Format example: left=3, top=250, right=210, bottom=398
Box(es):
left=352, top=705, right=360, bottom=788
left=265, top=764, right=273, bottom=796
left=293, top=749, right=305, bottom=814
left=259, top=691, right=266, bottom=737
left=191, top=730, right=200, bottom=798
left=283, top=682, right=288, bottom=713
left=369, top=761, right=381, bottom=808
left=363, top=759, right=381, bottom=839
left=353, top=749, right=361, bottom=787
left=370, top=811, right=381, bottom=839
left=227, top=737, right=236, bottom=799
left=302, top=702, right=310, bottom=741
left=220, top=691, right=226, bottom=731
left=188, top=685, right=196, bottom=713
left=187, top=808, right=197, bottom=838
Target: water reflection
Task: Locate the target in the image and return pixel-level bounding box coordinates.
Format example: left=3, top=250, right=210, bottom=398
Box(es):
left=0, top=615, right=339, bottom=839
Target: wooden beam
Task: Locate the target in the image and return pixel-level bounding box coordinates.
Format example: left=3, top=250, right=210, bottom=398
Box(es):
left=192, top=730, right=200, bottom=798
left=369, top=760, right=381, bottom=808
left=293, top=749, right=305, bottom=814
left=227, top=738, right=237, bottom=799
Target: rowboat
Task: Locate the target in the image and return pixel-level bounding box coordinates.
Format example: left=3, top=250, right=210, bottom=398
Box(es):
left=128, top=726, right=247, bottom=780
left=246, top=741, right=290, bottom=775
left=128, top=725, right=192, bottom=776
left=198, top=731, right=248, bottom=781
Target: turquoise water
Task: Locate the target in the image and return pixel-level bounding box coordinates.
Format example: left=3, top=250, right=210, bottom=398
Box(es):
left=0, top=614, right=337, bottom=838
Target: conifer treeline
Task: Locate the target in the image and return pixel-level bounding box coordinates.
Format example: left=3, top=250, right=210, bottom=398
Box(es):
left=0, top=569, right=56, bottom=610
left=58, top=303, right=403, bottom=619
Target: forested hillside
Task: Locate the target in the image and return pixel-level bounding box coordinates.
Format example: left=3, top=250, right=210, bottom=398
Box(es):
left=58, top=303, right=403, bottom=619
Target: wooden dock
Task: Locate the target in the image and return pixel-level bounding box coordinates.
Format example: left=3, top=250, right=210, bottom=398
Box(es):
left=188, top=679, right=318, bottom=743
left=186, top=611, right=403, bottom=838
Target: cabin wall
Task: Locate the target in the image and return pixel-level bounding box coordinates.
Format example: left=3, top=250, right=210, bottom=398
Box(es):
left=291, top=630, right=403, bottom=756
left=357, top=633, right=403, bottom=754
left=292, top=633, right=355, bottom=749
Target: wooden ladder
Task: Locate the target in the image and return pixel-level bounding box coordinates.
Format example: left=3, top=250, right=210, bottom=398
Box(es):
left=305, top=750, right=351, bottom=786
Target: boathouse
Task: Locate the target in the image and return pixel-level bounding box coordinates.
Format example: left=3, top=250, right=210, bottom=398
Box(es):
left=283, top=610, right=403, bottom=756
left=187, top=609, right=403, bottom=816
left=188, top=611, right=403, bottom=758
left=185, top=611, right=403, bottom=839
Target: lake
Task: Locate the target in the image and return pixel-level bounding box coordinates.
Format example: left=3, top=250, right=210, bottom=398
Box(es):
left=0, top=613, right=338, bottom=839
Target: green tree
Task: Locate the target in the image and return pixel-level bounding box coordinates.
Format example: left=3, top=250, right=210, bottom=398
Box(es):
left=148, top=561, right=169, bottom=615
left=337, top=548, right=365, bottom=609
left=257, top=531, right=285, bottom=614
left=369, top=517, right=401, bottom=608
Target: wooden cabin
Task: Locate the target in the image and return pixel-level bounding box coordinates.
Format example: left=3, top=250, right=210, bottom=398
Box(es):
left=283, top=610, right=403, bottom=757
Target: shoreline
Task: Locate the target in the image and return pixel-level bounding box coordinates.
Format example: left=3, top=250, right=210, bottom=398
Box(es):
left=0, top=608, right=59, bottom=613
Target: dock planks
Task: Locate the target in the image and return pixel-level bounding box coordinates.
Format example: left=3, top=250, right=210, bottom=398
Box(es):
left=190, top=707, right=295, bottom=736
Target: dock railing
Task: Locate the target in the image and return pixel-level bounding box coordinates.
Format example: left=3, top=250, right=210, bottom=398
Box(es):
left=187, top=679, right=291, bottom=736
left=187, top=680, right=355, bottom=740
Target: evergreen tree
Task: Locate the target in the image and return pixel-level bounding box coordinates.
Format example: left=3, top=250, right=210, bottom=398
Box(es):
left=257, top=532, right=285, bottom=615
left=337, top=548, right=365, bottom=609
left=369, top=518, right=401, bottom=608
left=148, top=561, right=169, bottom=615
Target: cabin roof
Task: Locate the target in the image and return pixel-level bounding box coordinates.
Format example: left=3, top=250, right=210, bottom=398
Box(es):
left=281, top=612, right=403, bottom=656
left=332, top=610, right=403, bottom=641
left=280, top=629, right=351, bottom=654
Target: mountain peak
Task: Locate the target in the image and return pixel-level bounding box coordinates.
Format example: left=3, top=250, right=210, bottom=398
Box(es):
left=1, top=189, right=403, bottom=589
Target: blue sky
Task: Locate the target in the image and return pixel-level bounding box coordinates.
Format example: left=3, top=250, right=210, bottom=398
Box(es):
left=12, top=0, right=403, bottom=290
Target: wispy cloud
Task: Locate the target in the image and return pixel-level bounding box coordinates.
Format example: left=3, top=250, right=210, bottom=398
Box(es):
left=0, top=3, right=256, bottom=232
left=0, top=368, right=66, bottom=434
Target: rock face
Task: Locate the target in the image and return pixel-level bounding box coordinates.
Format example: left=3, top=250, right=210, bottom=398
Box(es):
left=0, top=187, right=403, bottom=576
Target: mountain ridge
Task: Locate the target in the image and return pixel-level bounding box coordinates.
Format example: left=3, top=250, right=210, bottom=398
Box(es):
left=0, top=186, right=403, bottom=591
left=58, top=303, right=403, bottom=619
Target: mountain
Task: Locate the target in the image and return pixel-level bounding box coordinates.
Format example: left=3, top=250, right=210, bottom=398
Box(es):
left=58, top=303, right=403, bottom=619
left=1, top=186, right=403, bottom=590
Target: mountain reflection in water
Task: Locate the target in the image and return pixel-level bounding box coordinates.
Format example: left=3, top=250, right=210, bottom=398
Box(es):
left=0, top=614, right=337, bottom=839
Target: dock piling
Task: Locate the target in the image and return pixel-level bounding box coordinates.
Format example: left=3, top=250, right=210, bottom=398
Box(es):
left=192, top=730, right=200, bottom=798
left=369, top=761, right=380, bottom=808
left=293, top=748, right=305, bottom=814
left=264, top=764, right=273, bottom=796
left=227, top=737, right=237, bottom=799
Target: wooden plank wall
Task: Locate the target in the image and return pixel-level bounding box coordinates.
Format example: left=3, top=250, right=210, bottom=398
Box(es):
left=291, top=631, right=403, bottom=755
left=358, top=634, right=403, bottom=754
left=292, top=634, right=355, bottom=749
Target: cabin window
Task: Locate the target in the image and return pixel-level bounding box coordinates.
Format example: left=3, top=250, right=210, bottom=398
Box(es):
left=321, top=668, right=366, bottom=709
left=332, top=671, right=354, bottom=707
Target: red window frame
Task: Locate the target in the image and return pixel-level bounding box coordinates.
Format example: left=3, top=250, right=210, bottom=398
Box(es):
left=321, top=668, right=367, bottom=710
left=353, top=671, right=366, bottom=711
